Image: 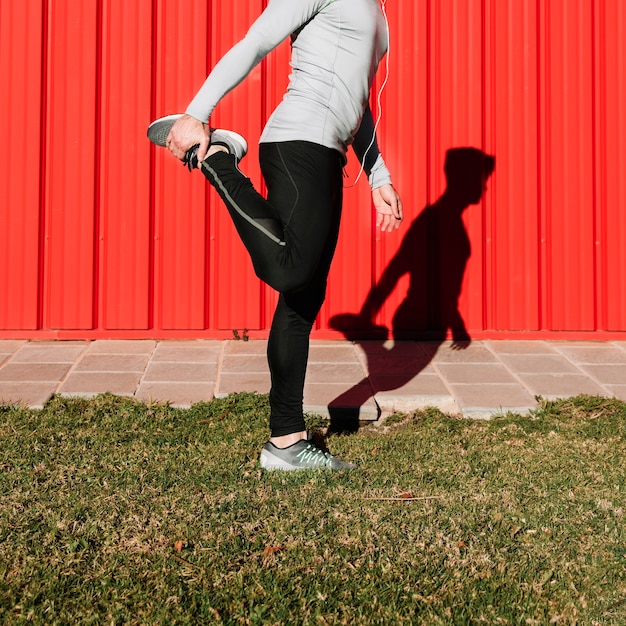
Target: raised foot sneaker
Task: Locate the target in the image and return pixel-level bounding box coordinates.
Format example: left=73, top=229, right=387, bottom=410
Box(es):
left=260, top=440, right=357, bottom=471
left=209, top=128, right=248, bottom=163
left=147, top=114, right=248, bottom=170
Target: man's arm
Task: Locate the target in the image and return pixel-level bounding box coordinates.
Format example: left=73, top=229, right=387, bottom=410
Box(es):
left=352, top=106, right=403, bottom=232
left=168, top=0, right=327, bottom=161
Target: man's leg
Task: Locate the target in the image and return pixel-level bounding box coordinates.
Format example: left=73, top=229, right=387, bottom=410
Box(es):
left=200, top=141, right=343, bottom=294
left=203, top=140, right=353, bottom=468
left=260, top=142, right=344, bottom=441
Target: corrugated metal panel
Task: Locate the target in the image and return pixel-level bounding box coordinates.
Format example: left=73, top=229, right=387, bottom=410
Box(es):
left=44, top=0, right=98, bottom=329
left=540, top=0, right=596, bottom=331
left=209, top=0, right=265, bottom=332
left=99, top=0, right=153, bottom=329
left=153, top=0, right=210, bottom=330
left=595, top=0, right=626, bottom=331
left=485, top=0, right=540, bottom=331
left=428, top=0, right=485, bottom=335
left=1, top=0, right=625, bottom=339
left=0, top=1, right=44, bottom=329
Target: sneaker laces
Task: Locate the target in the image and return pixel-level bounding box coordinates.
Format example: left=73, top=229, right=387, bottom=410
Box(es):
left=295, top=443, right=335, bottom=467
left=182, top=144, right=200, bottom=171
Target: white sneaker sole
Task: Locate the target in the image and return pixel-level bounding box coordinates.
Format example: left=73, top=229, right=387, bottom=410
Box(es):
left=259, top=449, right=299, bottom=471
left=147, top=113, right=182, bottom=147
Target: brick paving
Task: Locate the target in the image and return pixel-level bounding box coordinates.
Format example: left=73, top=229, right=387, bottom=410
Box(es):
left=1, top=339, right=625, bottom=419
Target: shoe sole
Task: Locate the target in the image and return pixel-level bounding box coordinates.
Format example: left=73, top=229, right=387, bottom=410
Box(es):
left=147, top=113, right=182, bottom=147
left=148, top=115, right=248, bottom=162
left=259, top=449, right=301, bottom=471
left=259, top=449, right=356, bottom=471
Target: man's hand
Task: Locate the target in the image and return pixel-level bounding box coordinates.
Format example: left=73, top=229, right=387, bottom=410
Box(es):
left=166, top=114, right=211, bottom=162
left=372, top=184, right=403, bottom=232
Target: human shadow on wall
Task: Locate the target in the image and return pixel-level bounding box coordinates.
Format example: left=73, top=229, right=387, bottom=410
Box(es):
left=328, top=147, right=495, bottom=433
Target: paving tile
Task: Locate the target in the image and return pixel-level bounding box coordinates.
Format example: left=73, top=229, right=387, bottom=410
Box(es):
left=143, top=362, right=217, bottom=383
left=449, top=383, right=537, bottom=417
left=369, top=372, right=450, bottom=395
left=151, top=341, right=221, bottom=362
left=135, top=382, right=215, bottom=407
left=216, top=372, right=271, bottom=396
left=377, top=395, right=459, bottom=416
left=0, top=340, right=28, bottom=365
left=223, top=340, right=268, bottom=355
left=435, top=363, right=518, bottom=384
left=308, top=344, right=359, bottom=363
left=0, top=382, right=57, bottom=408
left=85, top=340, right=157, bottom=355
left=578, top=364, right=626, bottom=385
left=517, top=374, right=608, bottom=398
left=75, top=354, right=150, bottom=372
left=607, top=385, right=626, bottom=402
left=371, top=373, right=457, bottom=414
left=59, top=372, right=142, bottom=396
left=429, top=342, right=499, bottom=363
left=304, top=381, right=379, bottom=421
left=305, top=362, right=367, bottom=384
left=496, top=354, right=580, bottom=374
left=0, top=362, right=71, bottom=382
left=0, top=340, right=28, bottom=351
left=551, top=344, right=626, bottom=364
left=355, top=343, right=435, bottom=375
left=355, top=340, right=428, bottom=358
left=485, top=340, right=557, bottom=355
left=221, top=354, right=268, bottom=373
left=11, top=342, right=87, bottom=363
left=307, top=379, right=374, bottom=407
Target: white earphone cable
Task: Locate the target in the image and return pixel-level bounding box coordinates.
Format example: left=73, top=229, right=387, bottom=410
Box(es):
left=344, top=0, right=390, bottom=188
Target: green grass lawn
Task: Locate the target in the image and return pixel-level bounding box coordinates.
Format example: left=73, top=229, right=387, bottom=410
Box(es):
left=1, top=393, right=625, bottom=625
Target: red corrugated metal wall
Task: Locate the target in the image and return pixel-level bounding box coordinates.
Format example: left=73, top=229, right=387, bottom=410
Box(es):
left=1, top=0, right=625, bottom=339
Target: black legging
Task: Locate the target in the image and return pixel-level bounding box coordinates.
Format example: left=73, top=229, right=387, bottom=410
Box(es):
left=201, top=141, right=344, bottom=437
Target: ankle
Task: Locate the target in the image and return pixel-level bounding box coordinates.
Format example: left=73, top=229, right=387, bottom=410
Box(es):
left=206, top=144, right=228, bottom=158
left=270, top=431, right=307, bottom=449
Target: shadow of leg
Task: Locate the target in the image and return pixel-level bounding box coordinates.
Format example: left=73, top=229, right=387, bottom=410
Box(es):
left=326, top=378, right=377, bottom=434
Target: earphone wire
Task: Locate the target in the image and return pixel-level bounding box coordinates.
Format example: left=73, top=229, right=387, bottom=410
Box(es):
left=344, top=0, right=390, bottom=188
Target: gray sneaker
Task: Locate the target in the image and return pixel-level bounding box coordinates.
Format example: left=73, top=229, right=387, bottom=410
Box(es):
left=260, top=440, right=357, bottom=471
left=147, top=113, right=182, bottom=147
left=147, top=114, right=248, bottom=168
left=209, top=128, right=248, bottom=162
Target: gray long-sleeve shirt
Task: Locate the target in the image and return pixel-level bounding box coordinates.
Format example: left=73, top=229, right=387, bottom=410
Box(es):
left=185, top=0, right=392, bottom=188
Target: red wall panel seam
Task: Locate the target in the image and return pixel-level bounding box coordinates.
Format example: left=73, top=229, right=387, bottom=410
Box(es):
left=37, top=0, right=51, bottom=331
left=93, top=0, right=104, bottom=331
left=480, top=0, right=488, bottom=331
left=147, top=0, right=159, bottom=330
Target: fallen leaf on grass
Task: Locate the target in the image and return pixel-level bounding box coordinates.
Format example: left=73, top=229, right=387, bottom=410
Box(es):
left=263, top=545, right=285, bottom=558
left=174, top=541, right=184, bottom=553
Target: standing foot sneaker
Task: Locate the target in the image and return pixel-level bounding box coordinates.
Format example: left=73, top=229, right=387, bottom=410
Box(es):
left=147, top=114, right=248, bottom=170
left=260, top=440, right=357, bottom=471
